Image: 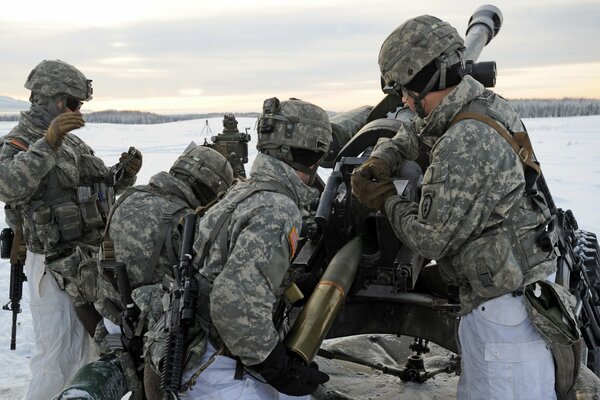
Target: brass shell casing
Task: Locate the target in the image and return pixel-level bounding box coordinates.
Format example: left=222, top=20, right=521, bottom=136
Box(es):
left=285, top=236, right=362, bottom=363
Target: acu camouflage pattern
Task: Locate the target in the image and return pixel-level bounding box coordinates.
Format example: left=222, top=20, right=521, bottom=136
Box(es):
left=95, top=171, right=199, bottom=325
left=257, top=98, right=331, bottom=163
left=169, top=145, right=234, bottom=200
left=0, top=112, right=135, bottom=254
left=191, top=153, right=319, bottom=366
left=379, top=15, right=464, bottom=87
left=25, top=59, right=92, bottom=100
left=378, top=76, right=556, bottom=314
left=0, top=112, right=135, bottom=306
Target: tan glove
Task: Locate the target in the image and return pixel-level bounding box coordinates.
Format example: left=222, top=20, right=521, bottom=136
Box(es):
left=351, top=170, right=397, bottom=212
left=45, top=112, right=85, bottom=150
left=119, top=147, right=143, bottom=177
left=354, top=157, right=390, bottom=181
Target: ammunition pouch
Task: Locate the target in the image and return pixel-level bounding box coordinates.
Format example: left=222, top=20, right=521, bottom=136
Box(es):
left=79, top=193, right=104, bottom=229
left=524, top=280, right=580, bottom=346
left=524, top=280, right=581, bottom=396
left=46, top=244, right=99, bottom=306
left=53, top=203, right=83, bottom=242
left=30, top=203, right=61, bottom=252
left=459, top=230, right=523, bottom=299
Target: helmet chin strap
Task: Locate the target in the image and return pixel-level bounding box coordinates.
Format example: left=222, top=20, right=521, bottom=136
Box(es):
left=410, top=65, right=443, bottom=119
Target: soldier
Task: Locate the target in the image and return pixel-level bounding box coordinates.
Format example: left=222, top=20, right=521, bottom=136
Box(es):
left=0, top=59, right=142, bottom=399
left=145, top=98, right=332, bottom=399
left=94, top=144, right=234, bottom=398
left=352, top=16, right=560, bottom=399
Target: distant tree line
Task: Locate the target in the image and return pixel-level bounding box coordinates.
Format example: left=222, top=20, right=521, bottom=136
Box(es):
left=1, top=99, right=599, bottom=123
left=0, top=110, right=260, bottom=124
left=508, top=98, right=600, bottom=118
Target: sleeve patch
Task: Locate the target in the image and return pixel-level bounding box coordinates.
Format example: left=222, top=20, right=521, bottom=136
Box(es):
left=288, top=226, right=299, bottom=259
left=9, top=138, right=29, bottom=152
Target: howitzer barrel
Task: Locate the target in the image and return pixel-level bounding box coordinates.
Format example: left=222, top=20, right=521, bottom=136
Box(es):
left=285, top=236, right=362, bottom=363
left=464, top=4, right=503, bottom=62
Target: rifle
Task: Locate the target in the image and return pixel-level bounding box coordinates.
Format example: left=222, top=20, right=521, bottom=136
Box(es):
left=161, top=213, right=198, bottom=399
left=1, top=226, right=26, bottom=350
left=99, top=259, right=144, bottom=363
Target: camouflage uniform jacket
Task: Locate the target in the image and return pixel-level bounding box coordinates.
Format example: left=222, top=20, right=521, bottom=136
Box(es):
left=372, top=75, right=556, bottom=314
left=192, top=153, right=318, bottom=366
left=0, top=111, right=135, bottom=254
left=96, top=171, right=198, bottom=325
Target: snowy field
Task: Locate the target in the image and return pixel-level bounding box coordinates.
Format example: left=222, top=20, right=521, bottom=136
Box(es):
left=0, top=115, right=599, bottom=399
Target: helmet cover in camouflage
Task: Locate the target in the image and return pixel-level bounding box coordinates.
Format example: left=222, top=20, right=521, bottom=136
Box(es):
left=169, top=145, right=234, bottom=200
left=379, top=15, right=464, bottom=88
left=25, top=59, right=93, bottom=101
left=256, top=98, right=332, bottom=165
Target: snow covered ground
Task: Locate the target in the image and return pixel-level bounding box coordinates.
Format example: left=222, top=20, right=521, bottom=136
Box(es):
left=0, top=114, right=598, bottom=399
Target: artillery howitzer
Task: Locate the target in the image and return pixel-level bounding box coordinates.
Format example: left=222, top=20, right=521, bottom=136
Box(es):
left=286, top=3, right=600, bottom=392
left=203, top=114, right=251, bottom=178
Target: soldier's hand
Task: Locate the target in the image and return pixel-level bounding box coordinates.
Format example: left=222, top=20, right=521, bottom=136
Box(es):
left=250, top=342, right=329, bottom=396
left=45, top=112, right=85, bottom=150
left=354, top=157, right=390, bottom=181
left=119, top=147, right=143, bottom=177
left=351, top=170, right=397, bottom=212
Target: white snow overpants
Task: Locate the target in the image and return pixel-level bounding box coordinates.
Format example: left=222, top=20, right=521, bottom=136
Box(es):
left=181, top=342, right=312, bottom=400
left=457, top=293, right=556, bottom=400
left=24, top=250, right=95, bottom=400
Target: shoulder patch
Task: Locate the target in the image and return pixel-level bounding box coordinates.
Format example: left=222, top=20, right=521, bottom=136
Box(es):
left=8, top=138, right=29, bottom=152
left=288, top=226, right=299, bottom=260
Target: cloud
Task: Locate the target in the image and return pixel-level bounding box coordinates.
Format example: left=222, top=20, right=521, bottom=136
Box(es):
left=1, top=0, right=598, bottom=111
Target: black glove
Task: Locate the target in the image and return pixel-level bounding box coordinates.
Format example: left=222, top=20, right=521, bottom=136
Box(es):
left=250, top=341, right=329, bottom=396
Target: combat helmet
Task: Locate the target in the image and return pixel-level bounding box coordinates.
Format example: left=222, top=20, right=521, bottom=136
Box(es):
left=379, top=15, right=465, bottom=117
left=25, top=59, right=93, bottom=101
left=170, top=145, right=234, bottom=204
left=257, top=97, right=331, bottom=177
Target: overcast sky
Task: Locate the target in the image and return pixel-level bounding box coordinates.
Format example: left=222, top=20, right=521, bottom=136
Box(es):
left=1, top=0, right=599, bottom=113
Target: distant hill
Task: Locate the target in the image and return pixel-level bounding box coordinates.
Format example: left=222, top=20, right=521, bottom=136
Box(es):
left=83, top=110, right=260, bottom=124
left=0, top=96, right=28, bottom=112
left=1, top=98, right=599, bottom=123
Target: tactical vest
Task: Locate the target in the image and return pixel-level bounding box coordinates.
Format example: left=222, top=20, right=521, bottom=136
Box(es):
left=98, top=183, right=191, bottom=323
left=147, top=179, right=297, bottom=388
left=4, top=132, right=115, bottom=256
left=444, top=93, right=556, bottom=308
left=450, top=95, right=582, bottom=396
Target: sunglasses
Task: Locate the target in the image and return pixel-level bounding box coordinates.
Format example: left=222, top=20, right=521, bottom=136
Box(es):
left=66, top=98, right=83, bottom=111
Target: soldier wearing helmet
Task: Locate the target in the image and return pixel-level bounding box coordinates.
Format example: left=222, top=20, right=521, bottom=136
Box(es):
left=92, top=145, right=233, bottom=398
left=0, top=60, right=142, bottom=399
left=143, top=98, right=331, bottom=400
left=352, top=16, right=560, bottom=399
